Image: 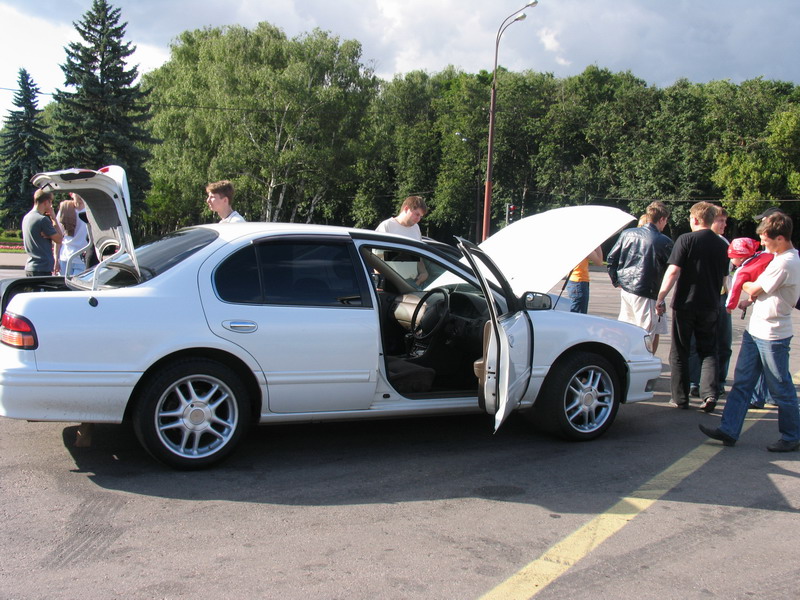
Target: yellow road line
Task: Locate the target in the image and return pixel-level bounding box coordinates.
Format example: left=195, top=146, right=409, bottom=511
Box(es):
left=480, top=414, right=766, bottom=600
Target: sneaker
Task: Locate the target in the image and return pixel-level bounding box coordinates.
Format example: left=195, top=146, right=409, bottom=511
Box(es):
left=689, top=384, right=700, bottom=398
left=668, top=400, right=689, bottom=409
left=766, top=439, right=800, bottom=452
left=700, top=397, right=717, bottom=413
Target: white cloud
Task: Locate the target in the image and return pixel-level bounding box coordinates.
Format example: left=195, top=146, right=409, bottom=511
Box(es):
left=537, top=26, right=570, bottom=67
left=0, top=4, right=76, bottom=117
left=537, top=27, right=560, bottom=53
left=129, top=42, right=171, bottom=77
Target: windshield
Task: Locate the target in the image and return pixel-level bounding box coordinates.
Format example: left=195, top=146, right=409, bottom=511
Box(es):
left=72, top=227, right=219, bottom=288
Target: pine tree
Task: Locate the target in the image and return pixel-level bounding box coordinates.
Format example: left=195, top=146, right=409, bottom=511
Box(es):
left=50, top=0, right=152, bottom=213
left=0, top=68, right=51, bottom=229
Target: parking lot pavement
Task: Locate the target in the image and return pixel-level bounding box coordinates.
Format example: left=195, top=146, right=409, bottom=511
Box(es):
left=0, top=252, right=25, bottom=279
left=0, top=251, right=26, bottom=269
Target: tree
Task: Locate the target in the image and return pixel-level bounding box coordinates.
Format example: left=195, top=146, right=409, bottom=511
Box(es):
left=535, top=66, right=658, bottom=210
left=431, top=70, right=488, bottom=241
left=144, top=24, right=376, bottom=233
left=491, top=70, right=558, bottom=223
left=614, top=79, right=713, bottom=228
left=0, top=69, right=51, bottom=228
left=712, top=101, right=800, bottom=223
left=769, top=104, right=800, bottom=199
left=49, top=0, right=152, bottom=217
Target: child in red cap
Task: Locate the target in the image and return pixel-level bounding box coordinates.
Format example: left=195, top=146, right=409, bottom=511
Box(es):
left=725, top=237, right=774, bottom=315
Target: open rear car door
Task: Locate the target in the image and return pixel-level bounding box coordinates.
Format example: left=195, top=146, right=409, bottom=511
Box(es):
left=457, top=237, right=532, bottom=431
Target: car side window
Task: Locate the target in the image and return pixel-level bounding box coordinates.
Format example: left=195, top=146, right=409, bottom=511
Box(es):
left=214, top=245, right=263, bottom=303
left=364, top=244, right=483, bottom=297
left=215, top=240, right=368, bottom=307
left=257, top=241, right=365, bottom=307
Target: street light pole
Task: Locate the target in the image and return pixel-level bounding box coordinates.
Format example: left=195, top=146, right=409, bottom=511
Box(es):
left=482, top=1, right=538, bottom=241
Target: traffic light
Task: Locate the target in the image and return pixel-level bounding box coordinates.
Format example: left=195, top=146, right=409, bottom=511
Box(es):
left=505, top=203, right=521, bottom=224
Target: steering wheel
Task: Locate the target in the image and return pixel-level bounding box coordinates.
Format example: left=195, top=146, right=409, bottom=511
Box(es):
left=410, top=288, right=450, bottom=341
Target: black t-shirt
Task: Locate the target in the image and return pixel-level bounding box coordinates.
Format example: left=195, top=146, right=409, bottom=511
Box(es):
left=667, top=229, right=729, bottom=311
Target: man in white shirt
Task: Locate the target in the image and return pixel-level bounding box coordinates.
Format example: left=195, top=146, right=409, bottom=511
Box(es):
left=700, top=212, right=800, bottom=452
left=375, top=196, right=429, bottom=286
left=376, top=196, right=427, bottom=240
left=206, top=180, right=246, bottom=223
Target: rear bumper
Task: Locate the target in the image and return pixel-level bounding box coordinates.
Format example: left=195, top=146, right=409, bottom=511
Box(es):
left=0, top=364, right=138, bottom=423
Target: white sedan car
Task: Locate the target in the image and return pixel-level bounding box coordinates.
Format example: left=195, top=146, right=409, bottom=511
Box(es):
left=0, top=167, right=661, bottom=469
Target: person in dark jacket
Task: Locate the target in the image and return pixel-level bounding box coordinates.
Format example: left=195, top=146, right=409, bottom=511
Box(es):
left=606, top=201, right=673, bottom=352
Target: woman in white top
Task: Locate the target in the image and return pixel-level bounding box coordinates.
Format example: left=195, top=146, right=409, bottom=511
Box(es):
left=56, top=193, right=89, bottom=276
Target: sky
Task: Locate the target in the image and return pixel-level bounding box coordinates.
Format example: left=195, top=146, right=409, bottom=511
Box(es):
left=2, top=0, right=800, bottom=122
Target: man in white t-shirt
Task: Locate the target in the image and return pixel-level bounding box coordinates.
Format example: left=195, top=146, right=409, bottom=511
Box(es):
left=375, top=196, right=428, bottom=286
left=206, top=180, right=246, bottom=223
left=700, top=212, right=800, bottom=452
left=376, top=196, right=427, bottom=240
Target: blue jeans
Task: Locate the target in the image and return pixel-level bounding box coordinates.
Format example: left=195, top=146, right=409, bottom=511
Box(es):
left=719, top=331, right=800, bottom=442
left=566, top=280, right=589, bottom=314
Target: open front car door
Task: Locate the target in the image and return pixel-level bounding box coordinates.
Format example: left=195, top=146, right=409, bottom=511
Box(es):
left=457, top=237, right=532, bottom=431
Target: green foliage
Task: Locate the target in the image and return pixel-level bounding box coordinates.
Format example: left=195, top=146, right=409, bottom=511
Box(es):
left=707, top=80, right=799, bottom=223
left=431, top=70, right=488, bottom=241
left=0, top=69, right=50, bottom=228
left=353, top=69, right=446, bottom=233
left=142, top=23, right=377, bottom=232
left=48, top=0, right=152, bottom=218
left=534, top=67, right=660, bottom=214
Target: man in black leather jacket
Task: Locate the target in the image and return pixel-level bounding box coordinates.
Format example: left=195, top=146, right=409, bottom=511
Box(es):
left=606, top=201, right=673, bottom=352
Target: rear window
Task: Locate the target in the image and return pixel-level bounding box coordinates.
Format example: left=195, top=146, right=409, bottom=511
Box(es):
left=73, top=227, right=218, bottom=288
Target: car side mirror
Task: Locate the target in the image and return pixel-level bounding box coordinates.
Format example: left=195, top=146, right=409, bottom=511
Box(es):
left=522, top=291, right=552, bottom=311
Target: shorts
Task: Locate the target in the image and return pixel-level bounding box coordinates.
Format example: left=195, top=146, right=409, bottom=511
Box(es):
left=619, top=289, right=668, bottom=335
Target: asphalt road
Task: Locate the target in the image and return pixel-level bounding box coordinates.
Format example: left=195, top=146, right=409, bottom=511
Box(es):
left=1, top=264, right=799, bottom=599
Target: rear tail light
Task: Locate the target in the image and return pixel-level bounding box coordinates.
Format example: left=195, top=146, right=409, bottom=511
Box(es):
left=1, top=312, right=38, bottom=350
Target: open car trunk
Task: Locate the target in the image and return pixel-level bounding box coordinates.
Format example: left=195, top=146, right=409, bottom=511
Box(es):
left=0, top=276, right=71, bottom=315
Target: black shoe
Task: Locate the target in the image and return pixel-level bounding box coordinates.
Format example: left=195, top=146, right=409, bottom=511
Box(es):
left=750, top=402, right=765, bottom=409
left=700, top=397, right=717, bottom=413
left=698, top=424, right=736, bottom=446
left=689, top=385, right=700, bottom=398
left=766, top=439, right=800, bottom=452
left=669, top=400, right=689, bottom=409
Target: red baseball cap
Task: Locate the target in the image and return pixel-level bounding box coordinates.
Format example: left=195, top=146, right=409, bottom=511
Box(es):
left=728, top=237, right=760, bottom=258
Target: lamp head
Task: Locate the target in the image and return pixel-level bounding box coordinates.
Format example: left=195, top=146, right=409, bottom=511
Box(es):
left=526, top=1, right=539, bottom=7
left=514, top=12, right=527, bottom=22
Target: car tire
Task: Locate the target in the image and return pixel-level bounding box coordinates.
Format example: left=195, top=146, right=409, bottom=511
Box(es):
left=132, top=358, right=251, bottom=469
left=530, top=351, right=619, bottom=441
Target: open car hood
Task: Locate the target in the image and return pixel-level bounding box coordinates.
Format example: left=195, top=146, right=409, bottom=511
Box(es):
left=30, top=166, right=139, bottom=279
left=478, top=205, right=635, bottom=295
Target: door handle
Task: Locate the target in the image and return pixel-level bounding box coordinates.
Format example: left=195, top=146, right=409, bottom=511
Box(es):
left=223, top=320, right=258, bottom=333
